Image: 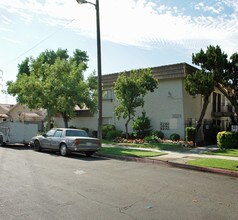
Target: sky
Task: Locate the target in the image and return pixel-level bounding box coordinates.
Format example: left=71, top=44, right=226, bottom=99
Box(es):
left=0, top=0, right=238, bottom=104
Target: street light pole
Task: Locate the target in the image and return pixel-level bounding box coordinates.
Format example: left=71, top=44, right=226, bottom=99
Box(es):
left=76, top=0, right=102, bottom=140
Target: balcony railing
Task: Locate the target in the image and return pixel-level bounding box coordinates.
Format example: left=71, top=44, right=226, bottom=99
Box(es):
left=211, top=104, right=234, bottom=117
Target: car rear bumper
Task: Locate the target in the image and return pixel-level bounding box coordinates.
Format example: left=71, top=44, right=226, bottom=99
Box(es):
left=68, top=145, right=101, bottom=152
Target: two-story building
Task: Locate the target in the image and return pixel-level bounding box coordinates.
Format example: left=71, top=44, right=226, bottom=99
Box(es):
left=53, top=63, right=234, bottom=140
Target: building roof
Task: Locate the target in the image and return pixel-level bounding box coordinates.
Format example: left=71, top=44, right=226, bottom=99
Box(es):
left=0, top=114, right=8, bottom=118
left=101, top=63, right=198, bottom=87
left=0, top=103, right=45, bottom=121
left=0, top=104, right=14, bottom=114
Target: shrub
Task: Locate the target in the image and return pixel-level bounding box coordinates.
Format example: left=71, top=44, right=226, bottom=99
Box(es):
left=102, top=124, right=116, bottom=139
left=170, top=133, right=180, bottom=141
left=186, top=127, right=196, bottom=142
left=80, top=127, right=89, bottom=134
left=106, top=130, right=123, bottom=140
left=217, top=131, right=238, bottom=149
left=121, top=133, right=134, bottom=139
left=132, top=111, right=151, bottom=138
left=92, top=130, right=97, bottom=138
left=144, top=135, right=161, bottom=143
left=150, top=130, right=164, bottom=139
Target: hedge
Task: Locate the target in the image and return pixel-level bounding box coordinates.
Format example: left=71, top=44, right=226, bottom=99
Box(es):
left=217, top=131, right=238, bottom=149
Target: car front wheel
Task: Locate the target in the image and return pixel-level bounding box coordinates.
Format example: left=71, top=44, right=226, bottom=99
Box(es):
left=59, top=144, right=68, bottom=156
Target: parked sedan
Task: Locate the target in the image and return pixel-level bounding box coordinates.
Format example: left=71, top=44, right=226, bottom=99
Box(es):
left=30, top=128, right=101, bottom=157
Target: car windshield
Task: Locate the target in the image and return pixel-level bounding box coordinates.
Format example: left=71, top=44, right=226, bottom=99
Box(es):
left=65, top=130, right=88, bottom=137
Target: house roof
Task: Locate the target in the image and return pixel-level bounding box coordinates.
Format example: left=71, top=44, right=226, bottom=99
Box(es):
left=0, top=103, right=45, bottom=121
left=0, top=104, right=14, bottom=114
left=0, top=114, right=8, bottom=118
left=101, top=63, right=198, bottom=87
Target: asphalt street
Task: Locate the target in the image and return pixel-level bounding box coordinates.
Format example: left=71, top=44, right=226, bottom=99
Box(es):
left=0, top=145, right=238, bottom=220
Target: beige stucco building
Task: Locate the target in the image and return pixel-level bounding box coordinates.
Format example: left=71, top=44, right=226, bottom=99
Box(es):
left=53, top=63, right=234, bottom=140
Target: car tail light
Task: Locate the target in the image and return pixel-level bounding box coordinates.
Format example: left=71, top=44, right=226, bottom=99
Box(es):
left=98, top=140, right=101, bottom=146
left=74, top=139, right=80, bottom=145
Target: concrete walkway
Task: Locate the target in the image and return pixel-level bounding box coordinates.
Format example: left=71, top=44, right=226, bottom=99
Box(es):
left=153, top=145, right=238, bottom=163
left=101, top=144, right=238, bottom=177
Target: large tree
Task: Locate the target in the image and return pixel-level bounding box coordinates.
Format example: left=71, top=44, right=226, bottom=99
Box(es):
left=114, top=68, right=158, bottom=138
left=192, top=45, right=238, bottom=124
left=7, top=48, right=97, bottom=128
left=185, top=70, right=214, bottom=143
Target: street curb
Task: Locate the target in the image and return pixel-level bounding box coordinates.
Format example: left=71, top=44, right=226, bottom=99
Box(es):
left=96, top=153, right=238, bottom=178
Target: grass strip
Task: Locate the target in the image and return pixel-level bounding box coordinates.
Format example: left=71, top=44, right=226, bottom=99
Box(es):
left=102, top=140, right=189, bottom=152
left=187, top=158, right=238, bottom=171
left=99, top=147, right=167, bottom=158
left=206, top=149, right=238, bottom=157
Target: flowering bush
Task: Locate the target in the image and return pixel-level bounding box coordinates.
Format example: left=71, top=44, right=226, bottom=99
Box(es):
left=113, top=137, right=194, bottom=147
left=114, top=137, right=144, bottom=144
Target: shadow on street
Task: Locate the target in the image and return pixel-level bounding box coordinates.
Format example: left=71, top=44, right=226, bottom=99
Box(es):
left=0, top=144, right=108, bottom=162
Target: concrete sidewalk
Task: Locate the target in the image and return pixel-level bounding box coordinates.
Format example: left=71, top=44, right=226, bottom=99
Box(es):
left=100, top=144, right=238, bottom=177
left=152, top=145, right=238, bottom=163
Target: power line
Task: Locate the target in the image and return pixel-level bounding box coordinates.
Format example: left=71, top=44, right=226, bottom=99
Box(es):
left=2, top=19, right=75, bottom=68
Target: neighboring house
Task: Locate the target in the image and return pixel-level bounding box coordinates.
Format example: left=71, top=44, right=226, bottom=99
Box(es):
left=53, top=63, right=235, bottom=140
left=0, top=104, right=13, bottom=119
left=0, top=103, right=46, bottom=131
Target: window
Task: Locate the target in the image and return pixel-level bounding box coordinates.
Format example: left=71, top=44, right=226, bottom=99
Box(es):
left=46, top=129, right=56, bottom=137
left=160, top=122, right=169, bottom=130
left=65, top=129, right=88, bottom=137
left=212, top=92, right=221, bottom=112
left=54, top=130, right=63, bottom=137
left=102, top=89, right=113, bottom=100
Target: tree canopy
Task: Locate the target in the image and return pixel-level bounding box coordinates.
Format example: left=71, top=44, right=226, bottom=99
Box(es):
left=7, top=48, right=97, bottom=128
left=185, top=70, right=214, bottom=141
left=186, top=45, right=238, bottom=134
left=114, top=68, right=158, bottom=138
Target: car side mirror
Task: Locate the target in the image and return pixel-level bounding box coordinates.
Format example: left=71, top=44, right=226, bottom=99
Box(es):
left=42, top=133, right=47, bottom=137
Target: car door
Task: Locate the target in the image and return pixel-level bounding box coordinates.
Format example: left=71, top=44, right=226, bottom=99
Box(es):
left=50, top=129, right=63, bottom=150
left=41, top=129, right=56, bottom=149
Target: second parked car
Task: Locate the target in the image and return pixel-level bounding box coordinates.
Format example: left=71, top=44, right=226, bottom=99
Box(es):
left=30, top=128, right=101, bottom=157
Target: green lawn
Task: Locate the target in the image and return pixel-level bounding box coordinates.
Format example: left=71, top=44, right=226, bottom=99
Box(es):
left=187, top=158, right=238, bottom=171
left=206, top=149, right=238, bottom=157
left=99, top=147, right=167, bottom=158
left=102, top=140, right=189, bottom=152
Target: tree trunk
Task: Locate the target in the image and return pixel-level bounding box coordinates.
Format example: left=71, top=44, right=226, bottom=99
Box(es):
left=125, top=115, right=131, bottom=139
left=196, top=95, right=210, bottom=132
left=62, top=112, right=69, bottom=128
left=195, top=94, right=210, bottom=145
left=63, top=117, right=68, bottom=128
left=46, top=109, right=53, bottom=131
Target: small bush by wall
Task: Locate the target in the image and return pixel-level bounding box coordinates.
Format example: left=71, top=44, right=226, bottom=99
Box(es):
left=92, top=130, right=97, bottom=138
left=170, top=133, right=180, bottom=141
left=102, top=124, right=116, bottom=139
left=217, top=131, right=238, bottom=149
left=106, top=130, right=123, bottom=140
left=80, top=127, right=89, bottom=134
left=150, top=130, right=164, bottom=139
left=144, top=135, right=161, bottom=143
left=132, top=112, right=151, bottom=139
left=186, top=127, right=196, bottom=142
